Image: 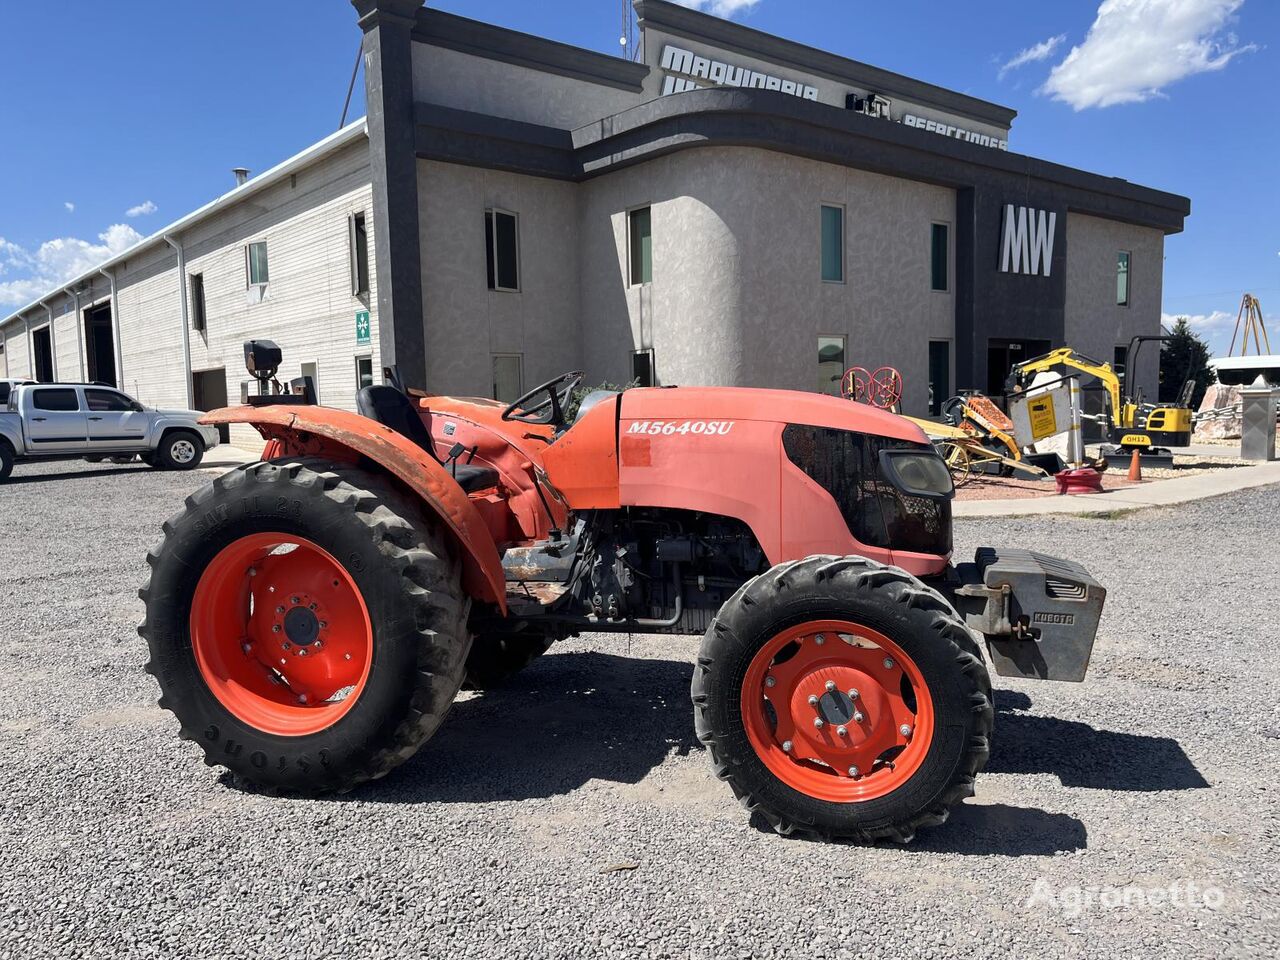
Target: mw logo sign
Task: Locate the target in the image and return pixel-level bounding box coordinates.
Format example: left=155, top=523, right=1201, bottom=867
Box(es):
left=999, top=204, right=1057, bottom=277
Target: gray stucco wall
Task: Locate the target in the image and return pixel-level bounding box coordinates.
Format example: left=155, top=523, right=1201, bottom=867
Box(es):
left=580, top=146, right=955, bottom=414
left=418, top=159, right=583, bottom=397
left=412, top=43, right=642, bottom=130
left=1064, top=212, right=1164, bottom=406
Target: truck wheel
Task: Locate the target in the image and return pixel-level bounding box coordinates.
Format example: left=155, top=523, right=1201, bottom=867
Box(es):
left=0, top=441, right=12, bottom=481
left=464, top=631, right=553, bottom=689
left=138, top=458, right=472, bottom=793
left=693, top=556, right=992, bottom=843
left=155, top=430, right=204, bottom=471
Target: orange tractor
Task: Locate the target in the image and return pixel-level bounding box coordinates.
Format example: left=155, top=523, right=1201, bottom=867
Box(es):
left=140, top=342, right=1106, bottom=842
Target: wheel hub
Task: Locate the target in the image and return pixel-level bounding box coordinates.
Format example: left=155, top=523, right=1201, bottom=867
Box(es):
left=742, top=622, right=934, bottom=802
left=282, top=602, right=321, bottom=646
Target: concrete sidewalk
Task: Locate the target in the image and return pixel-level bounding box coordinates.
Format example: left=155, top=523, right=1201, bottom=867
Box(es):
left=954, top=458, right=1280, bottom=517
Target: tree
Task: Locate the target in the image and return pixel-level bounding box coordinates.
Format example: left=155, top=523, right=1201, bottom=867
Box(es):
left=1160, top=317, right=1215, bottom=408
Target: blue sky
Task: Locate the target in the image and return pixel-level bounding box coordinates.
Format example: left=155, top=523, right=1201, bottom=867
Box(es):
left=1, top=0, right=1276, bottom=355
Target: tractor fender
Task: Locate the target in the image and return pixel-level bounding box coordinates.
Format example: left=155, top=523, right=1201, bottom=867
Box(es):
left=201, top=405, right=507, bottom=613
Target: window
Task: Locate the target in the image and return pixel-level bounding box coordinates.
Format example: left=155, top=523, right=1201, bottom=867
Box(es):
left=349, top=212, right=370, bottom=296
left=300, top=361, right=320, bottom=405
left=85, top=389, right=134, bottom=412
left=33, top=388, right=79, bottom=412
left=628, top=207, right=652, bottom=286
left=632, top=349, right=655, bottom=387
left=492, top=354, right=523, bottom=403
left=355, top=355, right=374, bottom=392
left=928, top=341, right=950, bottom=415
left=246, top=241, right=269, bottom=287
left=821, top=205, right=844, bottom=283
left=485, top=210, right=519, bottom=291
left=931, top=223, right=949, bottom=292
left=817, top=335, right=846, bottom=396
left=190, top=273, right=206, bottom=332
left=1116, top=251, right=1130, bottom=306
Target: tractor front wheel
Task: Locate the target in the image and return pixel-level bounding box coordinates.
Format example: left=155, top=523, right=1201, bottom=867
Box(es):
left=139, top=458, right=472, bottom=793
left=693, top=556, right=992, bottom=842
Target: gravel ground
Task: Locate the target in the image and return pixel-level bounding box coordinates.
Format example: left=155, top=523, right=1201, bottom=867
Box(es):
left=1, top=457, right=1277, bottom=959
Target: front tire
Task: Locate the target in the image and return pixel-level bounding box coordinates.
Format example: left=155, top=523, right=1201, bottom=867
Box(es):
left=139, top=458, right=472, bottom=793
left=155, top=430, right=204, bottom=471
left=0, top=441, right=13, bottom=481
left=693, top=555, right=992, bottom=843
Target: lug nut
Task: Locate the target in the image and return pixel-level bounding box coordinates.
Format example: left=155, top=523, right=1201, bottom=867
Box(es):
left=319, top=621, right=328, bottom=629
left=848, top=688, right=859, bottom=699
left=836, top=725, right=847, bottom=737
left=848, top=765, right=860, bottom=777
left=883, top=658, right=895, bottom=669
left=298, top=649, right=308, bottom=657
left=248, top=567, right=257, bottom=577
left=782, top=740, right=793, bottom=753
left=853, top=711, right=864, bottom=723
left=298, top=695, right=308, bottom=705
left=241, top=642, right=252, bottom=654
left=813, top=717, right=825, bottom=729
left=343, top=653, right=352, bottom=661
left=291, top=596, right=300, bottom=605
left=276, top=606, right=285, bottom=615
left=765, top=676, right=776, bottom=688
left=808, top=694, right=819, bottom=707
left=825, top=680, right=836, bottom=692
left=900, top=724, right=912, bottom=737
left=814, top=635, right=825, bottom=645
left=309, top=603, right=317, bottom=611
left=272, top=625, right=282, bottom=634
left=279, top=659, right=286, bottom=666
left=314, top=642, right=323, bottom=651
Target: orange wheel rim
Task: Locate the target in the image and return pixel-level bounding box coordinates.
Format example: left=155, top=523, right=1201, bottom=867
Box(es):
left=741, top=620, right=935, bottom=802
left=189, top=532, right=373, bottom=737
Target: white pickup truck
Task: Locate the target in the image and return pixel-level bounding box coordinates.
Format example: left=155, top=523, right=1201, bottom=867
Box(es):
left=0, top=382, right=219, bottom=481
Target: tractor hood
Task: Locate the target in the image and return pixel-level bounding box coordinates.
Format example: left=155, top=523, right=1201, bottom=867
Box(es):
left=618, top=387, right=928, bottom=444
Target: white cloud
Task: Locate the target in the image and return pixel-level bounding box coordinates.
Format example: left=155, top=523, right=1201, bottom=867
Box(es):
left=0, top=224, right=144, bottom=309
left=1043, top=0, right=1255, bottom=110
left=999, top=35, right=1067, bottom=79
left=1162, top=310, right=1235, bottom=331
left=126, top=200, right=158, bottom=217
left=63, top=201, right=75, bottom=213
left=671, top=0, right=761, bottom=18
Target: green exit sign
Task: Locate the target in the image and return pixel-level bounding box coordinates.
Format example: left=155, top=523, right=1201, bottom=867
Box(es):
left=355, top=310, right=371, bottom=345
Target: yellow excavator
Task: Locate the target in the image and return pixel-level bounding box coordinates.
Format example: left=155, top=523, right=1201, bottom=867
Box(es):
left=1006, top=335, right=1194, bottom=462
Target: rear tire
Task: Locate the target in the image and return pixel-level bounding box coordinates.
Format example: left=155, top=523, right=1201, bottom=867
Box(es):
left=0, top=441, right=12, bottom=481
left=155, top=430, right=204, bottom=471
left=139, top=458, right=472, bottom=793
left=693, top=555, right=992, bottom=843
left=464, top=631, right=554, bottom=689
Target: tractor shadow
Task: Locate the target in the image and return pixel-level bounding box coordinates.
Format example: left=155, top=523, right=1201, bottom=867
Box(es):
left=347, top=651, right=700, bottom=804
left=987, top=689, right=1210, bottom=792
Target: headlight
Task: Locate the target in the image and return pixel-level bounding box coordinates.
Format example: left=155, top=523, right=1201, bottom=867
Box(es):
left=878, top=449, right=954, bottom=500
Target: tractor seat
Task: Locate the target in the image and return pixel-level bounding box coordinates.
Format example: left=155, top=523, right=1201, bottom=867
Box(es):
left=356, top=385, right=499, bottom=494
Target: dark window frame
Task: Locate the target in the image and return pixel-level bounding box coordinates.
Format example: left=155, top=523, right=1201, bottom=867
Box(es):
left=32, top=387, right=80, bottom=412
left=1116, top=250, right=1131, bottom=307
left=246, top=241, right=269, bottom=287
left=631, top=348, right=655, bottom=387
left=820, top=204, right=845, bottom=284
left=85, top=388, right=135, bottom=412
left=190, top=273, right=206, bottom=332
left=485, top=209, right=520, bottom=292
left=930, top=222, right=950, bottom=292
left=349, top=211, right=370, bottom=296
left=628, top=206, right=653, bottom=286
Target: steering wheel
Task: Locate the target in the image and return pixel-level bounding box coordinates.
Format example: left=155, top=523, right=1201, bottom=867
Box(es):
left=501, top=371, right=584, bottom=427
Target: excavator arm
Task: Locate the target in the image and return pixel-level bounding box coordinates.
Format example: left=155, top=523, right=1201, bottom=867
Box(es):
left=1008, top=348, right=1122, bottom=428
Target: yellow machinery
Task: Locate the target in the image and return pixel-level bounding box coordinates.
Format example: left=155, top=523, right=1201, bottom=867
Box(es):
left=1007, top=336, right=1193, bottom=458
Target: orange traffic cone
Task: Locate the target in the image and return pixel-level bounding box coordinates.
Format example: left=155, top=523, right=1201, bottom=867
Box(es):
left=1127, top=449, right=1143, bottom=482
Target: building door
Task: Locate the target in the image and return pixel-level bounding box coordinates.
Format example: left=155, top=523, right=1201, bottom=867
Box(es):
left=987, top=338, right=1051, bottom=401
left=83, top=303, right=117, bottom=387
left=928, top=341, right=950, bottom=415
left=192, top=369, right=230, bottom=443
left=33, top=327, right=54, bottom=382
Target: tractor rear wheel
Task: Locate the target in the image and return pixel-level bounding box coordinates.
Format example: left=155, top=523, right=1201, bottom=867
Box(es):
left=692, top=555, right=992, bottom=843
left=139, top=458, right=472, bottom=793
left=464, top=631, right=554, bottom=689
